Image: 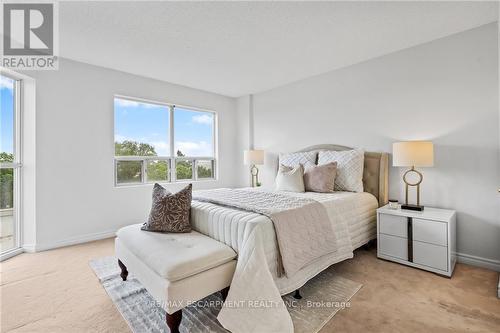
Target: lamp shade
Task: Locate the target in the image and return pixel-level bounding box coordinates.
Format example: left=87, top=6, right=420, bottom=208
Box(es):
left=244, top=150, right=264, bottom=165
left=393, top=141, right=434, bottom=167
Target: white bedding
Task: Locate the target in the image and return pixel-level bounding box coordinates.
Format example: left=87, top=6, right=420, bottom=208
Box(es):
left=192, top=191, right=377, bottom=292
left=190, top=190, right=377, bottom=332
left=192, top=189, right=339, bottom=277
left=289, top=191, right=378, bottom=251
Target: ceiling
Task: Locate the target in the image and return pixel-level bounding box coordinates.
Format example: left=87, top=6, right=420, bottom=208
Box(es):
left=59, top=1, right=498, bottom=97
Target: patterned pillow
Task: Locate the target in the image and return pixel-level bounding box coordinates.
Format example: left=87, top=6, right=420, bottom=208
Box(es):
left=279, top=151, right=317, bottom=168
left=318, top=150, right=364, bottom=192
left=142, top=183, right=192, bottom=233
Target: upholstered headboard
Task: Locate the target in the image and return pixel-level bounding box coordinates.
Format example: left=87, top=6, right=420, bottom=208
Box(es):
left=297, top=144, right=389, bottom=207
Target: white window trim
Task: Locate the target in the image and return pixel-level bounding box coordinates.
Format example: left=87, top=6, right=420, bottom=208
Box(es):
left=0, top=74, right=22, bottom=260
left=113, top=95, right=218, bottom=187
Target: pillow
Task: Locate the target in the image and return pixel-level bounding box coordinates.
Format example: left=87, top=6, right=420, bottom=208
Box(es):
left=142, top=183, right=192, bottom=233
left=318, top=150, right=364, bottom=192
left=275, top=164, right=305, bottom=192
left=279, top=151, right=317, bottom=168
left=303, top=162, right=337, bottom=193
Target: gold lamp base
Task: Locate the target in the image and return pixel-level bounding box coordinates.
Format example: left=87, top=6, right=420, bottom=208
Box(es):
left=402, top=166, right=424, bottom=211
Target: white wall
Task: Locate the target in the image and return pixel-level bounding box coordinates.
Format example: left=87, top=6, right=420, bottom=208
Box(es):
left=242, top=23, right=500, bottom=268
left=24, top=58, right=238, bottom=250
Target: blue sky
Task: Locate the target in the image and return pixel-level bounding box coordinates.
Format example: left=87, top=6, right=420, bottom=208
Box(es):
left=114, top=98, right=214, bottom=157
left=1, top=76, right=14, bottom=155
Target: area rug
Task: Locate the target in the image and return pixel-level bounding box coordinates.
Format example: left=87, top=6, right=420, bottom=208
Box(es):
left=90, top=256, right=362, bottom=333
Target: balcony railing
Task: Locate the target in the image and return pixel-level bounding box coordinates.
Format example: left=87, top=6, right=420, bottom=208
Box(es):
left=114, top=156, right=216, bottom=186
left=0, top=208, right=14, bottom=252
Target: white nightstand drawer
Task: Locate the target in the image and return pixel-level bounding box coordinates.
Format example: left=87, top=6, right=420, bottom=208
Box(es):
left=377, top=205, right=455, bottom=277
left=379, top=214, right=407, bottom=238
left=379, top=234, right=407, bottom=260
left=413, top=218, right=447, bottom=246
left=413, top=241, right=448, bottom=271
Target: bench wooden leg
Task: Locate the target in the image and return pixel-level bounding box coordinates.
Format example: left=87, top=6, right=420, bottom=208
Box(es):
left=363, top=239, right=376, bottom=251
left=166, top=309, right=182, bottom=333
left=118, top=259, right=128, bottom=281
left=221, top=286, right=230, bottom=301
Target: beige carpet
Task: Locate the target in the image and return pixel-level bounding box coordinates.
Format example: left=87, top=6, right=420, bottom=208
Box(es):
left=1, top=238, right=500, bottom=332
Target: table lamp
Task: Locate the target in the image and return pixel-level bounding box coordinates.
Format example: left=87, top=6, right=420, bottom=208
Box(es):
left=244, top=150, right=264, bottom=187
left=392, top=141, right=434, bottom=211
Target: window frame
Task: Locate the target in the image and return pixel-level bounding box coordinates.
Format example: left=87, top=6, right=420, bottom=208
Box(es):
left=0, top=73, right=23, bottom=260
left=113, top=95, right=217, bottom=187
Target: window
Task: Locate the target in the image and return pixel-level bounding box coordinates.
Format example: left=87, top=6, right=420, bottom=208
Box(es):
left=0, top=74, right=21, bottom=256
left=114, top=97, right=216, bottom=185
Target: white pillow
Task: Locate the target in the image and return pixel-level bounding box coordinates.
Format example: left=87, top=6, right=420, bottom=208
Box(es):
left=279, top=151, right=317, bottom=168
left=275, top=164, right=305, bottom=192
left=318, top=150, right=364, bottom=192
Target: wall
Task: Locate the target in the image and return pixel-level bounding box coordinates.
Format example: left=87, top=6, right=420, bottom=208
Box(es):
left=236, top=95, right=252, bottom=186
left=24, top=58, right=238, bottom=250
left=243, top=23, right=500, bottom=269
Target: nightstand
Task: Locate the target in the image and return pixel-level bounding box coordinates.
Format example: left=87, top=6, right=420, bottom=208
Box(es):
left=377, top=205, right=456, bottom=277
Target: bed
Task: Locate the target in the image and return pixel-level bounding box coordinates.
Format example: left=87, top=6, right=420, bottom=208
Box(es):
left=189, top=145, right=388, bottom=332
left=192, top=144, right=388, bottom=290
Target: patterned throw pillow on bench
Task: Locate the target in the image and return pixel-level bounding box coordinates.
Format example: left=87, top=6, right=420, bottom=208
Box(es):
left=141, top=183, right=192, bottom=233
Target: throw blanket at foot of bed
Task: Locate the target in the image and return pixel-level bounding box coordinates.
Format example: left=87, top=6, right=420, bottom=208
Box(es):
left=193, top=188, right=337, bottom=277
left=192, top=188, right=340, bottom=333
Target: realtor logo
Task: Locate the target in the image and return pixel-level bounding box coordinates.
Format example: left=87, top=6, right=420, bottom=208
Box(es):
left=1, top=1, right=58, bottom=70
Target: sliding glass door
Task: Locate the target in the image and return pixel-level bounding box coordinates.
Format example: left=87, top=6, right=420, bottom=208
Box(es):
left=0, top=75, right=21, bottom=257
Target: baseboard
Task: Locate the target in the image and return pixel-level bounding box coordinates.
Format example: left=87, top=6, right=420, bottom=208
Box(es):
left=22, top=243, right=36, bottom=253
left=457, top=252, right=500, bottom=272
left=23, top=229, right=117, bottom=253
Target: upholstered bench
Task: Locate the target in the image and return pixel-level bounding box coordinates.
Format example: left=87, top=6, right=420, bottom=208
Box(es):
left=115, top=224, right=237, bottom=333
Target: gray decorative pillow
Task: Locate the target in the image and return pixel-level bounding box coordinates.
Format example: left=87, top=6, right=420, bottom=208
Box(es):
left=142, top=183, right=192, bottom=233
left=303, top=162, right=337, bottom=193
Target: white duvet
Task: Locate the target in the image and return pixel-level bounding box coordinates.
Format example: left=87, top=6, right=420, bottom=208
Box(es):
left=190, top=190, right=378, bottom=333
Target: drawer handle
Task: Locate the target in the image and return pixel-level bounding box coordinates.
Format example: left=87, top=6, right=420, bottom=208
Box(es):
left=407, top=217, right=413, bottom=262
